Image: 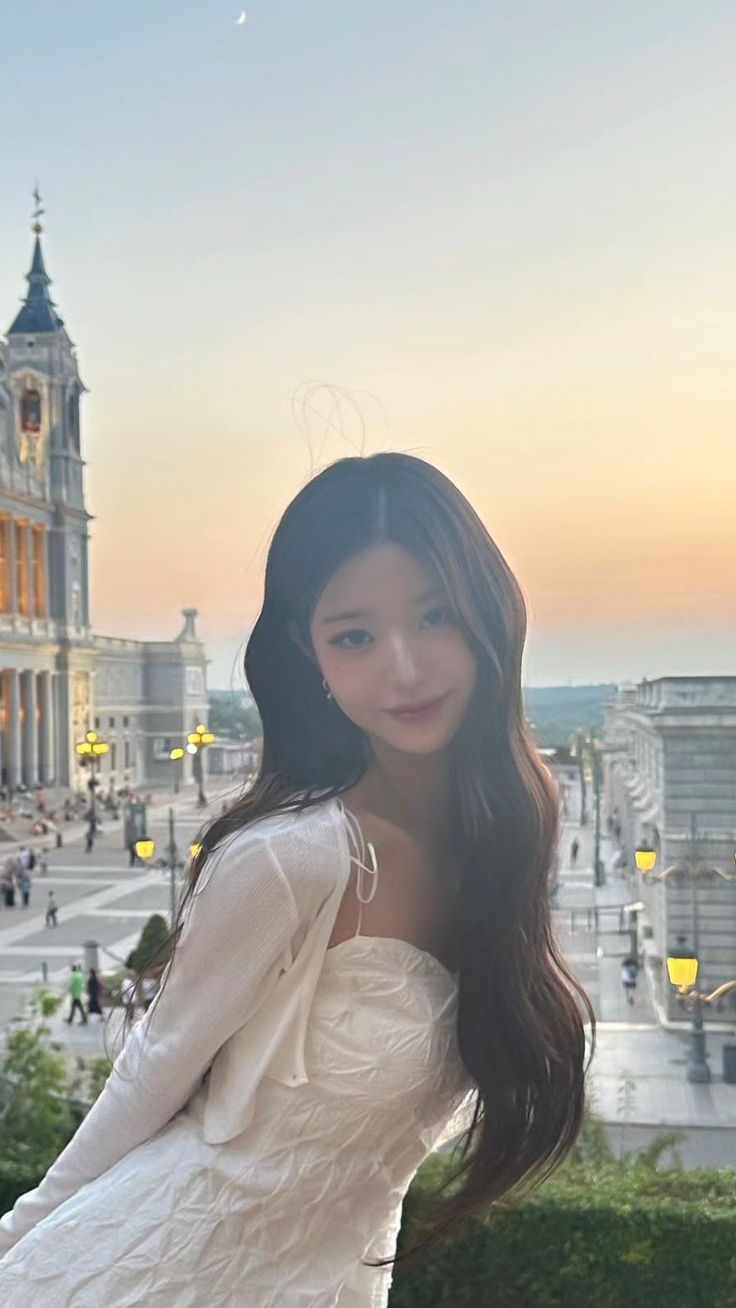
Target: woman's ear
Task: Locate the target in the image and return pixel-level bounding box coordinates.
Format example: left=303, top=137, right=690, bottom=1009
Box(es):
left=287, top=619, right=316, bottom=667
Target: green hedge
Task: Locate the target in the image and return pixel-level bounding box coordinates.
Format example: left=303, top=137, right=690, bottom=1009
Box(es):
left=389, top=1155, right=736, bottom=1307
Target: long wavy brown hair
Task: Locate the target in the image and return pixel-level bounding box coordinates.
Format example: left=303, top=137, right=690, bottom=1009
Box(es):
left=120, top=451, right=595, bottom=1270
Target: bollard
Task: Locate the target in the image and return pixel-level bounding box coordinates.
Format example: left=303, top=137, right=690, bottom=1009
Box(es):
left=41, top=960, right=48, bottom=984
left=83, top=941, right=100, bottom=972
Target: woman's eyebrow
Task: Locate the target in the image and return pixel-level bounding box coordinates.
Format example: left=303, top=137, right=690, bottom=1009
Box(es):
left=321, top=586, right=442, bottom=625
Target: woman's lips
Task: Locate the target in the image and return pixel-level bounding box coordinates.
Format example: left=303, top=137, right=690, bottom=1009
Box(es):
left=386, top=693, right=448, bottom=722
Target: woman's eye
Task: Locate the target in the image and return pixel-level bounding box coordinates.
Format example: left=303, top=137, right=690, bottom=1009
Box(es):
left=423, top=606, right=453, bottom=626
left=329, top=629, right=371, bottom=650
left=329, top=609, right=453, bottom=650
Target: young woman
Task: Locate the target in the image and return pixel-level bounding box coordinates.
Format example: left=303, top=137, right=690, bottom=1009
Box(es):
left=0, top=452, right=593, bottom=1306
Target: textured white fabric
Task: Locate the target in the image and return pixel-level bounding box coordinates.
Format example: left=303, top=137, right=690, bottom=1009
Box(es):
left=0, top=796, right=474, bottom=1306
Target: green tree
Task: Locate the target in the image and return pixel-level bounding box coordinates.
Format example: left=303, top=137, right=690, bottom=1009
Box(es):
left=125, top=913, right=170, bottom=972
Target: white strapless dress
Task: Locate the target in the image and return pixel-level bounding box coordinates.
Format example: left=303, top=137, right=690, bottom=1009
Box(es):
left=0, top=933, right=471, bottom=1307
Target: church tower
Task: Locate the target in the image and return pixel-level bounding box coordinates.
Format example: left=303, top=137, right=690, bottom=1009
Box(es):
left=0, top=190, right=95, bottom=789
left=4, top=191, right=92, bottom=634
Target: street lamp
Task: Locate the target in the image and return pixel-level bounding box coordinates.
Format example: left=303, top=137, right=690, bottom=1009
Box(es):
left=635, top=813, right=736, bottom=1084
left=134, top=808, right=201, bottom=928
left=664, top=941, right=736, bottom=1081
left=75, top=729, right=110, bottom=850
left=169, top=746, right=185, bottom=794
left=187, top=723, right=215, bottom=808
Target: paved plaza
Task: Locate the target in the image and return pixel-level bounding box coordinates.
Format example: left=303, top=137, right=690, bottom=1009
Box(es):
left=2, top=777, right=735, bottom=1168
left=0, top=783, right=237, bottom=1033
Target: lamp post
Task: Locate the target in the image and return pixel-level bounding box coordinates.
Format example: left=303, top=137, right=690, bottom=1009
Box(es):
left=664, top=944, right=736, bottom=1080
left=75, top=730, right=110, bottom=850
left=134, top=807, right=202, bottom=928
left=635, top=812, right=736, bottom=1084
left=569, top=729, right=604, bottom=884
left=169, top=746, right=185, bottom=794
left=590, top=733, right=604, bottom=887
left=623, top=900, right=646, bottom=966
left=187, top=723, right=215, bottom=809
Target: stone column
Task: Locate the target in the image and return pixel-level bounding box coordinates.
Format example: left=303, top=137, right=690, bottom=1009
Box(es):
left=7, top=519, right=17, bottom=613
left=22, top=670, right=38, bottom=787
left=6, top=670, right=21, bottom=793
left=39, top=671, right=55, bottom=784
left=25, top=525, right=35, bottom=620
left=39, top=527, right=48, bottom=617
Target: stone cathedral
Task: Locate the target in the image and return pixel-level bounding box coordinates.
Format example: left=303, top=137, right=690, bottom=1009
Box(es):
left=0, top=206, right=209, bottom=792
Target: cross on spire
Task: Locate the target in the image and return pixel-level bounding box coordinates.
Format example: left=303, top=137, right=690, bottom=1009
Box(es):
left=31, top=182, right=45, bottom=234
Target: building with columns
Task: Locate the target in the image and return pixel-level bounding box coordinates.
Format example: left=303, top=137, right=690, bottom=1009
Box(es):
left=0, top=206, right=208, bottom=794
left=602, top=675, right=736, bottom=1022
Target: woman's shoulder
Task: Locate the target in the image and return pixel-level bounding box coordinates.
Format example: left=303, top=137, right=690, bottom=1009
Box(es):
left=207, top=796, right=342, bottom=917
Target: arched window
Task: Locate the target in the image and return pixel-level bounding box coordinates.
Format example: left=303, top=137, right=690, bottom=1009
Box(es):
left=21, top=387, right=42, bottom=434
left=67, top=391, right=80, bottom=450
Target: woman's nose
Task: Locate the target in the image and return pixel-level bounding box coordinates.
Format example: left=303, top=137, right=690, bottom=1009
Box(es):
left=383, top=633, right=422, bottom=683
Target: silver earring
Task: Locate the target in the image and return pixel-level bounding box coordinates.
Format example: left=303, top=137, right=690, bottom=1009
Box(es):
left=322, top=677, right=333, bottom=702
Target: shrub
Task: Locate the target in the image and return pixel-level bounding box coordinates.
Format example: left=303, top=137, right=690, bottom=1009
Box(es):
left=125, top=913, right=169, bottom=972
left=389, top=1152, right=736, bottom=1307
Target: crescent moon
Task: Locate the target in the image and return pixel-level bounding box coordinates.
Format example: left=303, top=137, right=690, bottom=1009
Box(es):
left=236, top=10, right=247, bottom=22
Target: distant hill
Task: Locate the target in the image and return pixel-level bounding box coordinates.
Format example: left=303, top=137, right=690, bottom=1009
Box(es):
left=209, top=682, right=619, bottom=751
left=523, top=684, right=618, bottom=749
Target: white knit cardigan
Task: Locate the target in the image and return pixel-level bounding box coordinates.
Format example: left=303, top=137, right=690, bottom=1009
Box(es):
left=0, top=795, right=474, bottom=1258
left=0, top=798, right=354, bottom=1255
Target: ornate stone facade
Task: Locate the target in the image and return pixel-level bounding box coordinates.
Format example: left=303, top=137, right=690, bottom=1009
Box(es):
left=0, top=215, right=208, bottom=792
left=602, top=676, right=736, bottom=1021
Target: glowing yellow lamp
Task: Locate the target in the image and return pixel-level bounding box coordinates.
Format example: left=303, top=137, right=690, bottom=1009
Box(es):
left=187, top=732, right=200, bottom=745
left=170, top=747, right=185, bottom=760
left=92, top=742, right=109, bottom=756
left=201, top=732, right=215, bottom=745
left=635, top=848, right=657, bottom=873
left=666, top=954, right=698, bottom=992
left=196, top=723, right=207, bottom=734
left=86, top=731, right=98, bottom=744
left=75, top=741, right=92, bottom=755
left=134, top=839, right=155, bottom=861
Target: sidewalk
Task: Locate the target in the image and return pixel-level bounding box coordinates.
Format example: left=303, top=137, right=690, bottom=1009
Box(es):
left=555, top=789, right=736, bottom=1163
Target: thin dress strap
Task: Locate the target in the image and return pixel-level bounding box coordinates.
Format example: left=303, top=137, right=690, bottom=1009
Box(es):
left=335, top=798, right=379, bottom=939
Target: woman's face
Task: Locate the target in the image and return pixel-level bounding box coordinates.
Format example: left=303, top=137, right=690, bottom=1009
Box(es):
left=301, top=542, right=477, bottom=757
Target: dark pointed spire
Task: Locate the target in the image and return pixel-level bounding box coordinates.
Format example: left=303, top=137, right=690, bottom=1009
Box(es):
left=7, top=186, right=65, bottom=336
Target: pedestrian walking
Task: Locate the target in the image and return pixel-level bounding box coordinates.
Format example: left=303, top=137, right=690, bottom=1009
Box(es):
left=65, top=964, right=88, bottom=1025
left=86, top=968, right=104, bottom=1022
left=141, top=974, right=160, bottom=1012
left=128, top=841, right=138, bottom=867
left=45, top=891, right=58, bottom=927
left=39, top=852, right=49, bottom=876
left=1, top=858, right=16, bottom=908
left=120, top=974, right=138, bottom=1015
left=19, top=871, right=31, bottom=908
left=569, top=836, right=579, bottom=867
left=621, top=956, right=639, bottom=1005
left=84, top=828, right=94, bottom=854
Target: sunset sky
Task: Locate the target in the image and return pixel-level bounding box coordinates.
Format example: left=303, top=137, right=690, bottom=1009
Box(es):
left=0, top=2, right=733, bottom=689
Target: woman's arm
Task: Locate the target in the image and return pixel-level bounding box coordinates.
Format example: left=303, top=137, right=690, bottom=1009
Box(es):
left=0, top=826, right=299, bottom=1256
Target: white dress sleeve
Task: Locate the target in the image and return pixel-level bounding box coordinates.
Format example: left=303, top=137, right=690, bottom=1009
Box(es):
left=0, top=825, right=300, bottom=1257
